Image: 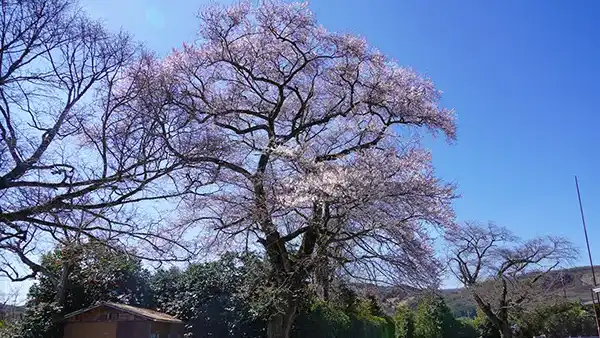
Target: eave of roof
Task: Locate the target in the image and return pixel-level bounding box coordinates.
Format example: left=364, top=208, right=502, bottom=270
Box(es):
left=62, top=302, right=183, bottom=324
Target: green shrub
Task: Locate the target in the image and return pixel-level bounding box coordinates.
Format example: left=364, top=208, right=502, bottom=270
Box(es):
left=395, top=304, right=415, bottom=338
left=292, top=300, right=351, bottom=338
left=292, top=298, right=394, bottom=338
left=414, top=294, right=457, bottom=338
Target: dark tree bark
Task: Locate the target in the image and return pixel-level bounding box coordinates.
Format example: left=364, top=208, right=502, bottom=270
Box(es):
left=130, top=2, right=458, bottom=337
left=446, top=221, right=578, bottom=338
left=0, top=0, right=204, bottom=283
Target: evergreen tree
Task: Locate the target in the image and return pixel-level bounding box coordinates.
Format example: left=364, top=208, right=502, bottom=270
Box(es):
left=151, top=253, right=267, bottom=338
left=395, top=304, right=415, bottom=338
left=368, top=294, right=386, bottom=317
left=16, top=242, right=151, bottom=338
left=414, top=295, right=457, bottom=338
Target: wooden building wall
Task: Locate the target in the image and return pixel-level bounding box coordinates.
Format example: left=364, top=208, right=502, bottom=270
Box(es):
left=63, top=306, right=183, bottom=338
left=116, top=321, right=152, bottom=338
left=64, top=321, right=119, bottom=338
left=151, top=321, right=184, bottom=337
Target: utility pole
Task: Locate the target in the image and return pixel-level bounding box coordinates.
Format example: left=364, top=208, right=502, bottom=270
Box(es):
left=575, top=176, right=600, bottom=337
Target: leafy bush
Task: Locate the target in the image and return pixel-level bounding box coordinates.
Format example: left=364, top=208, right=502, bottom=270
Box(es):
left=292, top=296, right=395, bottom=338
left=456, top=318, right=479, bottom=338
left=395, top=304, right=415, bottom=338
left=151, top=253, right=267, bottom=338
left=292, top=301, right=351, bottom=338
left=516, top=302, right=597, bottom=338
left=414, top=294, right=457, bottom=338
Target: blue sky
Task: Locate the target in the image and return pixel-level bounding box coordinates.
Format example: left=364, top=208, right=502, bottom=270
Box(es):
left=79, top=0, right=600, bottom=268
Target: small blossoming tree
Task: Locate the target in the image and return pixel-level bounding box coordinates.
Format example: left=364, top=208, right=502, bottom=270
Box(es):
left=130, top=1, right=457, bottom=337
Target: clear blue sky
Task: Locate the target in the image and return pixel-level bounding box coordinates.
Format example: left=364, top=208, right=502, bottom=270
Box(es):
left=81, top=0, right=600, bottom=268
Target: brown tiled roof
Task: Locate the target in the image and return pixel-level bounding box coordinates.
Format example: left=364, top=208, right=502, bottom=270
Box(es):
left=63, top=302, right=183, bottom=324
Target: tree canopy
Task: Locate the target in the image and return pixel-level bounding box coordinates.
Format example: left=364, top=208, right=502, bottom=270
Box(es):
left=3, top=2, right=588, bottom=338
left=128, top=2, right=456, bottom=336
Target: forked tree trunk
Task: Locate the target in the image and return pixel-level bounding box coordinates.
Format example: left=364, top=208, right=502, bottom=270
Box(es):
left=471, top=292, right=512, bottom=338
left=267, top=301, right=298, bottom=338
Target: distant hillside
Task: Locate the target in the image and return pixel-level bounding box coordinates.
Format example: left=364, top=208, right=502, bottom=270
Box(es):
left=0, top=304, right=24, bottom=321
left=365, top=266, right=600, bottom=318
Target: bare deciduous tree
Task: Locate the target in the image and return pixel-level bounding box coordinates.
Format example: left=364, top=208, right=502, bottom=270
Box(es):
left=0, top=285, right=21, bottom=324
left=131, top=2, right=457, bottom=337
left=0, top=0, right=204, bottom=284
left=446, top=221, right=578, bottom=338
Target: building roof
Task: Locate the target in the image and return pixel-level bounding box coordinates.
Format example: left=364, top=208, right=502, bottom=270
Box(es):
left=63, top=302, right=183, bottom=324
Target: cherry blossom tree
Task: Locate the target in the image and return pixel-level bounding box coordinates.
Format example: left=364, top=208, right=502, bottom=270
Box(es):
left=0, top=0, right=205, bottom=284
left=445, top=222, right=578, bottom=338
left=131, top=1, right=457, bottom=337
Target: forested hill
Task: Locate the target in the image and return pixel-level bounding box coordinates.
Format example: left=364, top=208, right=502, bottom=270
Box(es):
left=367, top=266, right=600, bottom=317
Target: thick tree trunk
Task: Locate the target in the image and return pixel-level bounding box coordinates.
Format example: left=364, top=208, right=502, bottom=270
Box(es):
left=55, top=262, right=71, bottom=308
left=253, top=171, right=319, bottom=338
left=499, top=324, right=512, bottom=338
left=267, top=301, right=298, bottom=338
left=471, top=292, right=511, bottom=338
left=53, top=260, right=72, bottom=338
left=322, top=276, right=330, bottom=301
left=315, top=258, right=331, bottom=301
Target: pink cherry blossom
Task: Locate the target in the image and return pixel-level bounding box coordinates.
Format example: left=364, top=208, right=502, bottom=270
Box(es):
left=127, top=1, right=457, bottom=335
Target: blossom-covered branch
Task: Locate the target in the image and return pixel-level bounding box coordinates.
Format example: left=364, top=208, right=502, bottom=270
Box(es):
left=129, top=1, right=457, bottom=337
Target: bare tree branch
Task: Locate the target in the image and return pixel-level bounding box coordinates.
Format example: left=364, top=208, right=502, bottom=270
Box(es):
left=130, top=2, right=457, bottom=337
left=0, top=0, right=208, bottom=283
left=445, top=221, right=578, bottom=338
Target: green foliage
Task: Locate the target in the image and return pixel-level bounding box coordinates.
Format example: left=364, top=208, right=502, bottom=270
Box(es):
left=148, top=267, right=183, bottom=310
left=21, top=242, right=573, bottom=338
left=351, top=313, right=392, bottom=338
left=0, top=320, right=19, bottom=338
left=446, top=297, right=477, bottom=318
left=414, top=294, right=457, bottom=338
left=336, top=283, right=360, bottom=314
left=395, top=304, right=415, bottom=338
left=349, top=296, right=395, bottom=338
left=516, top=302, right=597, bottom=338
left=292, top=289, right=395, bottom=338
left=0, top=319, right=10, bottom=336
left=385, top=316, right=398, bottom=338
left=28, top=242, right=152, bottom=310
left=394, top=298, right=477, bottom=338
left=16, top=302, right=62, bottom=338
left=470, top=309, right=500, bottom=338
left=406, top=297, right=597, bottom=338
left=455, top=318, right=479, bottom=338
left=151, top=252, right=267, bottom=338
left=292, top=300, right=351, bottom=338
left=16, top=242, right=152, bottom=338
left=368, top=294, right=386, bottom=317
